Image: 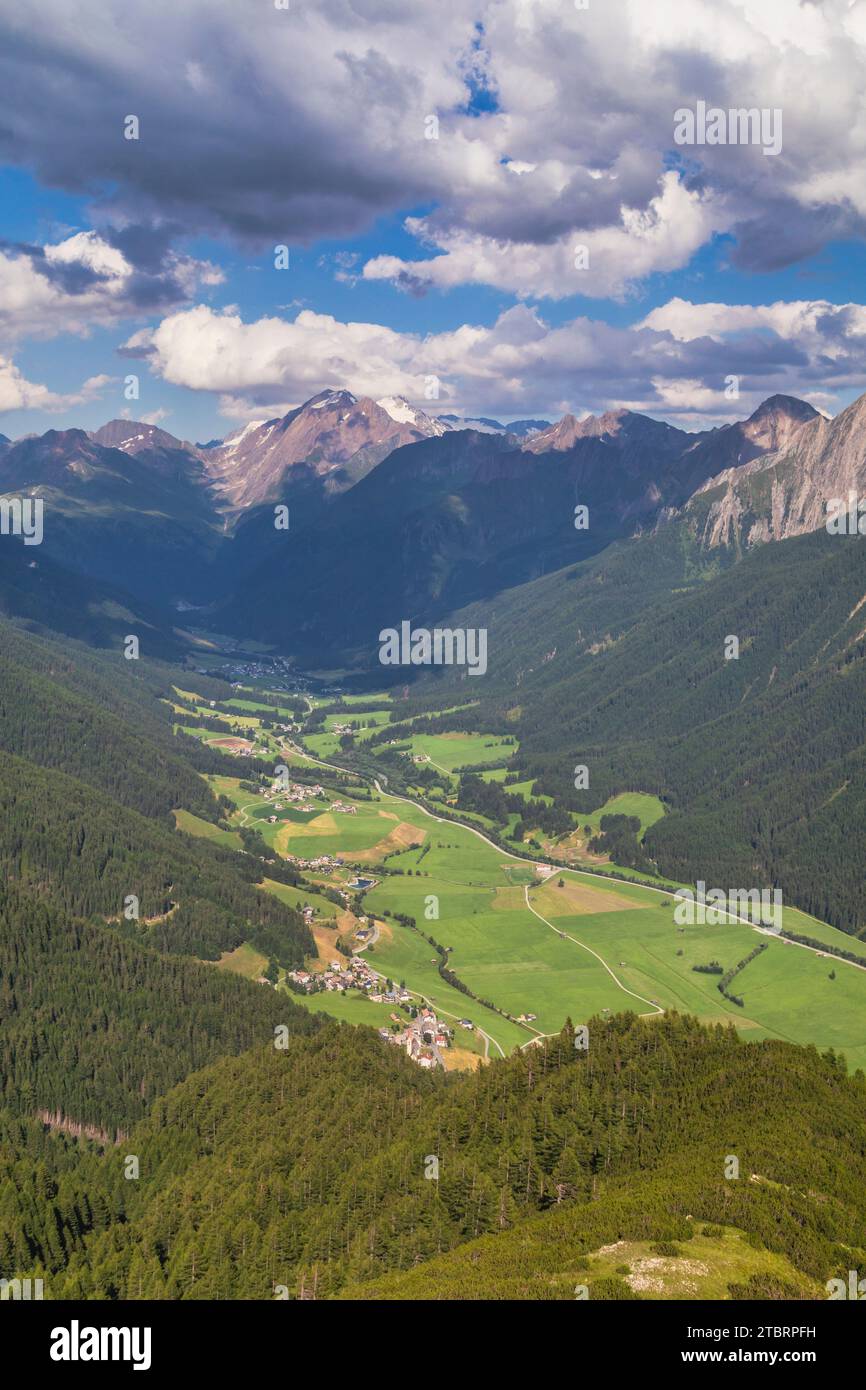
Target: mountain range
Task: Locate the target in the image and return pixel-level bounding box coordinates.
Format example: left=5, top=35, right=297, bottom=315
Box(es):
left=2, top=377, right=866, bottom=1307
left=0, top=385, right=842, bottom=664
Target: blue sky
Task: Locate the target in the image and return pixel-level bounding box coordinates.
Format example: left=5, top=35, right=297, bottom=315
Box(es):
left=2, top=0, right=866, bottom=441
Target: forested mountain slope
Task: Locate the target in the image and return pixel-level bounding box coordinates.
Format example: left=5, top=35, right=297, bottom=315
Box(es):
left=25, top=1013, right=866, bottom=1300
left=0, top=747, right=311, bottom=963
left=0, top=536, right=188, bottom=658
left=431, top=525, right=866, bottom=931
left=0, top=618, right=316, bottom=1136
left=0, top=622, right=233, bottom=819
left=0, top=883, right=317, bottom=1135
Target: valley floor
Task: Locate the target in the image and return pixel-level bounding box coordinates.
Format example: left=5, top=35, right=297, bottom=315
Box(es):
left=176, top=682, right=866, bottom=1071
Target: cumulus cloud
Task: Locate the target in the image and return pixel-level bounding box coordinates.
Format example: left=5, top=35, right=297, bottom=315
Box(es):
left=128, top=296, right=866, bottom=426
left=640, top=296, right=866, bottom=348
left=363, top=172, right=725, bottom=300
left=2, top=0, right=866, bottom=300
left=0, top=358, right=114, bottom=415
left=0, top=0, right=478, bottom=243
left=0, top=231, right=223, bottom=343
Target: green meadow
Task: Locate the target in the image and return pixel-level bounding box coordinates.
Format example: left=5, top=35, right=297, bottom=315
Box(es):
left=259, top=877, right=339, bottom=919
left=173, top=808, right=244, bottom=850
left=480, top=769, right=554, bottom=805
left=224, top=697, right=298, bottom=718
left=381, top=731, right=518, bottom=776
left=361, top=793, right=866, bottom=1068
left=303, top=731, right=343, bottom=758
left=288, top=989, right=406, bottom=1032
left=322, top=709, right=391, bottom=732
left=579, top=791, right=668, bottom=835
left=335, top=691, right=393, bottom=706
left=179, top=692, right=866, bottom=1069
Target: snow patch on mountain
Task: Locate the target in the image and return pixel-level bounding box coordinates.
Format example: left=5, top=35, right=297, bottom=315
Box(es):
left=377, top=396, right=448, bottom=435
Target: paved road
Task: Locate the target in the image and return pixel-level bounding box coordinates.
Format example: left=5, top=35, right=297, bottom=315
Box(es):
left=269, top=736, right=864, bottom=1016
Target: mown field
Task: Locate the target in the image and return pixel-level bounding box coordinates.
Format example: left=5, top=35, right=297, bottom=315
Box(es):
left=361, top=792, right=866, bottom=1068
left=176, top=691, right=866, bottom=1069
left=386, top=731, right=518, bottom=775
left=173, top=807, right=243, bottom=850
left=578, top=791, right=668, bottom=835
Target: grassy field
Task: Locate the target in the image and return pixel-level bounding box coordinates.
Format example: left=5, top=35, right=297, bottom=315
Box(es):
left=214, top=942, right=268, bottom=979
left=579, top=791, right=668, bottom=835
left=288, top=989, right=405, bottom=1031
left=521, top=790, right=668, bottom=877
left=480, top=769, right=553, bottom=805
left=322, top=709, right=391, bottom=732
left=173, top=808, right=244, bottom=850
left=172, top=693, right=866, bottom=1070
left=359, top=916, right=529, bottom=1054
left=259, top=876, right=339, bottom=919
left=361, top=793, right=866, bottom=1068
left=173, top=723, right=210, bottom=741
left=303, top=731, right=343, bottom=758
left=381, top=731, right=519, bottom=776
left=269, top=795, right=427, bottom=862
left=577, top=1226, right=822, bottom=1300
left=332, top=692, right=393, bottom=706
left=221, top=699, right=298, bottom=721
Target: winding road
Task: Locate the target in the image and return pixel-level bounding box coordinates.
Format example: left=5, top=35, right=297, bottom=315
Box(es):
left=266, top=732, right=862, bottom=1049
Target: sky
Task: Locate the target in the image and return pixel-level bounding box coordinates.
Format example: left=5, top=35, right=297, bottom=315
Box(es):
left=2, top=0, right=866, bottom=442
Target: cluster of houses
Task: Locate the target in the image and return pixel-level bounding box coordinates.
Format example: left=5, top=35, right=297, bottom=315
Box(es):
left=267, top=804, right=315, bottom=820
left=261, top=781, right=325, bottom=804
left=288, top=955, right=406, bottom=1001
left=379, top=1007, right=452, bottom=1069
left=284, top=962, right=454, bottom=1070
left=261, top=780, right=325, bottom=821
left=259, top=782, right=359, bottom=822
left=289, top=853, right=343, bottom=873
left=198, top=656, right=303, bottom=689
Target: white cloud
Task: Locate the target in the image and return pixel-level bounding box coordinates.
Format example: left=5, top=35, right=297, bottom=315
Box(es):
left=639, top=298, right=866, bottom=391
left=2, top=0, right=866, bottom=298
left=0, top=232, right=223, bottom=343
left=364, top=172, right=724, bottom=300
left=130, top=295, right=866, bottom=426
left=0, top=357, right=112, bottom=414
left=638, top=297, right=857, bottom=343
left=45, top=231, right=129, bottom=281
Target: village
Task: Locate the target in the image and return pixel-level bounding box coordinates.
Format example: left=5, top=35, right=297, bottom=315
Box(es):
left=217, top=757, right=475, bottom=1070
left=258, top=780, right=359, bottom=822
left=285, top=955, right=472, bottom=1069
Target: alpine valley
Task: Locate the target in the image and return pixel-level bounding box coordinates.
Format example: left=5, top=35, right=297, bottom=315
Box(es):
left=1, top=381, right=866, bottom=1304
